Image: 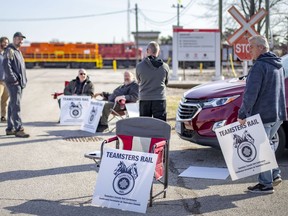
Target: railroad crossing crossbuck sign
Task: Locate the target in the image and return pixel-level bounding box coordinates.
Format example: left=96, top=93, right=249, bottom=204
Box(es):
left=227, top=6, right=267, bottom=60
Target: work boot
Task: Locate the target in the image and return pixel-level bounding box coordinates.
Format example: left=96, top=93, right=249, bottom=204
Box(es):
left=6, top=129, right=16, bottom=136
left=15, top=130, right=30, bottom=138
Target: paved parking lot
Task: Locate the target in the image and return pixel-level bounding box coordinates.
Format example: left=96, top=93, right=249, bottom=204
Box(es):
left=0, top=68, right=287, bottom=216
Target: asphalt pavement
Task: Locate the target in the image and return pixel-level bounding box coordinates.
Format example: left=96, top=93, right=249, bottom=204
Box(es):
left=0, top=68, right=287, bottom=216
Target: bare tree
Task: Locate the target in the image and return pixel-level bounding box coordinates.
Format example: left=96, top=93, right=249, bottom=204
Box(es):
left=201, top=0, right=287, bottom=41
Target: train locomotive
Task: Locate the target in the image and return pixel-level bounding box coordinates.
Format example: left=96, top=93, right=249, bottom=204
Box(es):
left=20, top=42, right=142, bottom=69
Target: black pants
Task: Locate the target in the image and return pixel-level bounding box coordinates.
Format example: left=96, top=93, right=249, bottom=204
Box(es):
left=139, top=100, right=166, bottom=122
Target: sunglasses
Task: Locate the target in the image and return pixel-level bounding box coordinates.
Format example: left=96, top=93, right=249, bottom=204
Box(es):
left=79, top=73, right=86, bottom=75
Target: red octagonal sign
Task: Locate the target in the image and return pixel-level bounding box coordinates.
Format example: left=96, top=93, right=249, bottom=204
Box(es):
left=233, top=33, right=252, bottom=61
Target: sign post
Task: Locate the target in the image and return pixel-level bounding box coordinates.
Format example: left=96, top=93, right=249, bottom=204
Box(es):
left=172, top=28, right=222, bottom=80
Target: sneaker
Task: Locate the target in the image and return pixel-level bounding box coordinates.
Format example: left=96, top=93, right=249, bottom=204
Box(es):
left=273, top=176, right=282, bottom=186
left=1, top=116, right=6, bottom=122
left=247, top=183, right=274, bottom=194
left=96, top=124, right=108, bottom=132
left=6, top=129, right=16, bottom=135
left=15, top=130, right=30, bottom=138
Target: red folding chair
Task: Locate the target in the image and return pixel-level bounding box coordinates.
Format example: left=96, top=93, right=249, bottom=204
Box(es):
left=51, top=81, right=70, bottom=99
left=85, top=117, right=171, bottom=206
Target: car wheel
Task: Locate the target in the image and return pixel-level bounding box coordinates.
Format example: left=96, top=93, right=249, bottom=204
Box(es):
left=273, top=126, right=286, bottom=158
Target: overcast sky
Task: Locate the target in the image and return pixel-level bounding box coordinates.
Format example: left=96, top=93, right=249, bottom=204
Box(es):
left=0, top=0, right=222, bottom=43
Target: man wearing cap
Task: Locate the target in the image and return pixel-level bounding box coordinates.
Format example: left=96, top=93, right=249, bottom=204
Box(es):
left=3, top=32, right=29, bottom=138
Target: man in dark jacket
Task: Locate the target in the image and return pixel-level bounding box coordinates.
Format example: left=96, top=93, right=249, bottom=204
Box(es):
left=3, top=32, right=29, bottom=138
left=136, top=41, right=169, bottom=122
left=64, top=68, right=94, bottom=97
left=238, top=35, right=287, bottom=193
left=94, top=71, right=138, bottom=132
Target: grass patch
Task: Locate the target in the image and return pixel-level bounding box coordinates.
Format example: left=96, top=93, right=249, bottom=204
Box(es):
left=167, top=95, right=182, bottom=128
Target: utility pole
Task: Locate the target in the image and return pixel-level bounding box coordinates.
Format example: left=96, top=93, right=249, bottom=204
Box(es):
left=177, top=3, right=180, bottom=26
left=265, top=0, right=271, bottom=47
left=286, top=17, right=288, bottom=50
left=218, top=0, right=223, bottom=77
left=127, top=0, right=130, bottom=42
left=219, top=0, right=222, bottom=38
left=172, top=1, right=183, bottom=26
left=135, top=4, right=139, bottom=64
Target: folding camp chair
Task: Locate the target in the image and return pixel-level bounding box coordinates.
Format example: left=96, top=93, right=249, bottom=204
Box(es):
left=108, top=99, right=139, bottom=132
left=85, top=117, right=171, bottom=206
left=51, top=81, right=70, bottom=99
left=108, top=99, right=127, bottom=123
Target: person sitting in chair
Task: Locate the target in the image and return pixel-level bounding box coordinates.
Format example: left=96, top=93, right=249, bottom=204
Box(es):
left=64, top=68, right=94, bottom=97
left=94, top=71, right=139, bottom=132
left=57, top=68, right=94, bottom=116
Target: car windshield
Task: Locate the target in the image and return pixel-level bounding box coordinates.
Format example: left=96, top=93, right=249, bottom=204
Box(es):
left=281, top=54, right=288, bottom=78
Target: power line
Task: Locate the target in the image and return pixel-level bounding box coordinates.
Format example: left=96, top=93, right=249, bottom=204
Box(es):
left=138, top=9, right=177, bottom=25
left=0, top=10, right=128, bottom=22
left=138, top=9, right=177, bottom=15
left=177, top=0, right=196, bottom=17
left=136, top=0, right=195, bottom=26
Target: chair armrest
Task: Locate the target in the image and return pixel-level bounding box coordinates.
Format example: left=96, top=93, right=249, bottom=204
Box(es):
left=107, top=136, right=118, bottom=143
left=152, top=140, right=167, bottom=153
left=51, top=92, right=64, bottom=99
left=100, top=136, right=119, bottom=158
left=117, top=98, right=126, bottom=110
left=84, top=150, right=101, bottom=159
left=151, top=140, right=167, bottom=180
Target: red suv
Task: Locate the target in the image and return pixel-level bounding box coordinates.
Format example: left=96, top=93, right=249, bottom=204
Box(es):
left=176, top=54, right=288, bottom=158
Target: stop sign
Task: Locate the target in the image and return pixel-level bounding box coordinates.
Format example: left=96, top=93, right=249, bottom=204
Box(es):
left=233, top=33, right=252, bottom=61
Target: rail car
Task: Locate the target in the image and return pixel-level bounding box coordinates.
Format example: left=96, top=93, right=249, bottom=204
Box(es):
left=98, top=42, right=141, bottom=68
left=20, top=42, right=103, bottom=69
left=20, top=42, right=142, bottom=69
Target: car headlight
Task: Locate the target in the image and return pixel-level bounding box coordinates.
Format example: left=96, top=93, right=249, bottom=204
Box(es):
left=180, top=97, right=186, bottom=103
left=202, top=95, right=240, bottom=108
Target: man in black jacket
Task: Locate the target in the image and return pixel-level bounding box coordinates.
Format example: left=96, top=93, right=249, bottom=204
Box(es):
left=3, top=32, right=29, bottom=138
left=64, top=68, right=94, bottom=97
left=94, top=71, right=139, bottom=132
left=238, top=35, right=287, bottom=193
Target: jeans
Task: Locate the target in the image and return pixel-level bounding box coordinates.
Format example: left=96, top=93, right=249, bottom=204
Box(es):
left=6, top=84, right=23, bottom=131
left=258, top=121, right=282, bottom=187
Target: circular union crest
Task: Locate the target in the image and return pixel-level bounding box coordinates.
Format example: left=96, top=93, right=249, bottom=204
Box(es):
left=113, top=173, right=135, bottom=195
left=237, top=141, right=257, bottom=162
left=70, top=107, right=81, bottom=118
